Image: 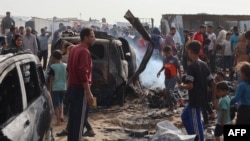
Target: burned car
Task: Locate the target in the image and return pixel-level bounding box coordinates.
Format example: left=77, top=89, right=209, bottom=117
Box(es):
left=0, top=49, right=54, bottom=141
left=50, top=31, right=138, bottom=106
left=48, top=11, right=155, bottom=107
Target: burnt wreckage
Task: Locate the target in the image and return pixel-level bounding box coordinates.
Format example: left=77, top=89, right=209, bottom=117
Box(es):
left=48, top=10, right=155, bottom=106
left=0, top=49, right=54, bottom=141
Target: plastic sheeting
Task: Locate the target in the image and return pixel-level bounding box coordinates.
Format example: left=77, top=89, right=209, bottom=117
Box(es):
left=151, top=120, right=196, bottom=141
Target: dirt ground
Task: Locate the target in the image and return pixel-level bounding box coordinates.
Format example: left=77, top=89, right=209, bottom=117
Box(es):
left=51, top=94, right=185, bottom=141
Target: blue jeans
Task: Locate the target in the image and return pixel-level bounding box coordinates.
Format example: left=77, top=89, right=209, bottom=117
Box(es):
left=181, top=106, right=204, bottom=141
left=67, top=87, right=86, bottom=141
left=164, top=76, right=177, bottom=107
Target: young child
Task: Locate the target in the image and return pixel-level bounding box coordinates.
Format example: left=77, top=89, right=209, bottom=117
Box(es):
left=214, top=81, right=231, bottom=141
left=49, top=50, right=67, bottom=126
left=230, top=61, right=250, bottom=125
left=157, top=45, right=181, bottom=110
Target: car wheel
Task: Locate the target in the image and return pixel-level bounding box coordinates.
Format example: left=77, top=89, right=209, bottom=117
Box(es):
left=42, top=127, right=54, bottom=141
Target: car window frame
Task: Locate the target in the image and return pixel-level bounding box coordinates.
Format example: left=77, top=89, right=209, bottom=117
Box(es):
left=0, top=62, right=27, bottom=110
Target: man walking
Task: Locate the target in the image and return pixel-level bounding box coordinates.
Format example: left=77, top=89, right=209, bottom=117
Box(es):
left=67, top=28, right=94, bottom=141
left=179, top=41, right=216, bottom=141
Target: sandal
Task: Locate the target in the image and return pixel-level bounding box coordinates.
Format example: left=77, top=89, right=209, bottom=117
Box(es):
left=56, top=130, right=68, bottom=136
left=83, top=130, right=96, bottom=137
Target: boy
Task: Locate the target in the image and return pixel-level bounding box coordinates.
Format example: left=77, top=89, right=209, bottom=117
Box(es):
left=179, top=41, right=216, bottom=141
left=157, top=46, right=181, bottom=110
left=49, top=50, right=67, bottom=126
left=214, top=81, right=231, bottom=141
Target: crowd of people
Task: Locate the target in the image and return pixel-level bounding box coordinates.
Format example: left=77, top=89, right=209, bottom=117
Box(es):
left=1, top=10, right=250, bottom=141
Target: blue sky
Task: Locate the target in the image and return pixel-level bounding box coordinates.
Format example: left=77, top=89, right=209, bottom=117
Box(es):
left=1, top=0, right=249, bottom=27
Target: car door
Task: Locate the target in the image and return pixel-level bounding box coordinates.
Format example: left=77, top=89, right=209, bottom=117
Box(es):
left=0, top=61, right=32, bottom=141
left=18, top=61, right=52, bottom=141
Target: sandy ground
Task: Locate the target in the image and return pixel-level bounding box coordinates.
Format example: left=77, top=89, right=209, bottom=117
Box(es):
left=51, top=95, right=185, bottom=141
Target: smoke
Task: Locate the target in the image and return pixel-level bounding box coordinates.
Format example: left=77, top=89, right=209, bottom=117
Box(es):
left=139, top=54, right=165, bottom=89
left=130, top=41, right=165, bottom=89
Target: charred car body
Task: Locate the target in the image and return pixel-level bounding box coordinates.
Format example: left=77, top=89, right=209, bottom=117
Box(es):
left=0, top=49, right=54, bottom=141
left=51, top=31, right=138, bottom=106
left=48, top=10, right=154, bottom=106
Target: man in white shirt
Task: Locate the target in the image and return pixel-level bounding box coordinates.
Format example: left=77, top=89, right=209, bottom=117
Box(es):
left=207, top=25, right=217, bottom=74
left=22, top=27, right=38, bottom=55
left=216, top=25, right=227, bottom=45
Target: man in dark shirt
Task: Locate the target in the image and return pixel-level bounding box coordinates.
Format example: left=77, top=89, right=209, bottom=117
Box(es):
left=67, top=28, right=95, bottom=141
left=52, top=23, right=64, bottom=49
left=1, top=11, right=15, bottom=35
left=179, top=41, right=216, bottom=141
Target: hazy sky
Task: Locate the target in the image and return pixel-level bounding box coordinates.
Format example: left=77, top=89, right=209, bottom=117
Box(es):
left=1, top=0, right=250, bottom=26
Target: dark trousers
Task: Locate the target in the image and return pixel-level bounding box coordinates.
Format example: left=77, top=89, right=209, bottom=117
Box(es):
left=182, top=56, right=188, bottom=73
left=209, top=50, right=216, bottom=73
left=236, top=105, right=250, bottom=125
left=67, top=87, right=87, bottom=141
left=223, top=56, right=232, bottom=70
left=201, top=102, right=213, bottom=124
left=65, top=104, right=92, bottom=131
left=38, top=50, right=48, bottom=70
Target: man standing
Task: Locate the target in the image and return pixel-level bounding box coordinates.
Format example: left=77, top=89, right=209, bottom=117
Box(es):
left=165, top=27, right=177, bottom=56
left=38, top=28, right=52, bottom=70
left=231, top=26, right=240, bottom=67
left=216, top=25, right=227, bottom=45
left=22, top=27, right=38, bottom=55
left=192, top=25, right=206, bottom=58
left=179, top=41, right=216, bottom=141
left=6, top=26, right=16, bottom=45
left=67, top=28, right=94, bottom=141
left=52, top=23, right=64, bottom=49
left=19, top=26, right=25, bottom=36
left=1, top=11, right=15, bottom=35
left=182, top=29, right=192, bottom=73
left=207, top=25, right=217, bottom=74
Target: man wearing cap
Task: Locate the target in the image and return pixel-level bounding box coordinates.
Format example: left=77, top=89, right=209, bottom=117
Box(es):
left=1, top=11, right=15, bottom=35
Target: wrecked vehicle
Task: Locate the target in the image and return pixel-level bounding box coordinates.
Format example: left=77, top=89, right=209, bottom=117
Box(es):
left=50, top=31, right=138, bottom=106
left=0, top=49, right=54, bottom=141
left=47, top=10, right=154, bottom=106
